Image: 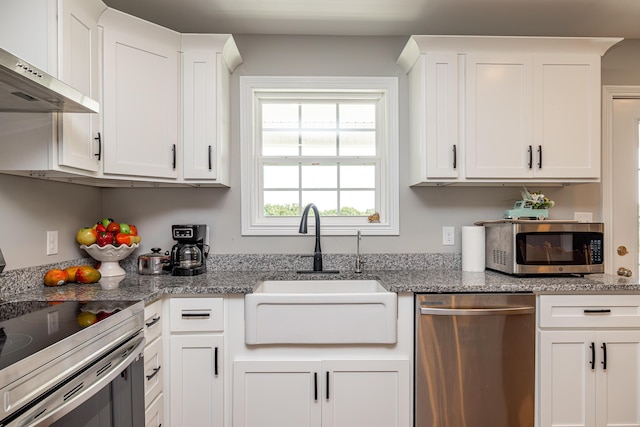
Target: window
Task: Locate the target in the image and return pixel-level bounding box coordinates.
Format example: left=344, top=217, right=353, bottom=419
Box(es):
left=240, top=77, right=398, bottom=235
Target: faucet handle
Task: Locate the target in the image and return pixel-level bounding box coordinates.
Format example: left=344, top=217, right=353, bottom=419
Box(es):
left=355, top=256, right=366, bottom=273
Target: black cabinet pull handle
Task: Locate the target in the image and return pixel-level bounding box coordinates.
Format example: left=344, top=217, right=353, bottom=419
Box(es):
left=452, top=144, right=457, bottom=169
left=314, top=372, right=318, bottom=401
left=214, top=347, right=218, bottom=376
left=181, top=312, right=210, bottom=319
left=528, top=145, right=533, bottom=169
left=94, top=132, right=102, bottom=161
left=145, top=316, right=161, bottom=328
left=589, top=342, right=595, bottom=370
left=537, top=145, right=542, bottom=169
left=172, top=144, right=176, bottom=169
left=584, top=309, right=612, bottom=314
left=601, top=343, right=607, bottom=370
left=208, top=145, right=213, bottom=170
left=146, top=366, right=161, bottom=381
left=326, top=371, right=330, bottom=399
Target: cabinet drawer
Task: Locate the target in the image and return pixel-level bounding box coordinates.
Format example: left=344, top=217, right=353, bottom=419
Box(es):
left=144, top=300, right=163, bottom=343
left=539, top=294, right=640, bottom=328
left=144, top=393, right=164, bottom=427
left=144, top=337, right=163, bottom=406
left=170, top=297, right=224, bottom=332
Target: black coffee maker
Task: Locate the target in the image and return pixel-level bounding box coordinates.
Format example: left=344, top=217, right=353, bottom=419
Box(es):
left=170, top=224, right=208, bottom=276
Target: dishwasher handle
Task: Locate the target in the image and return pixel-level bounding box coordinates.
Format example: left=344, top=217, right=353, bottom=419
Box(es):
left=420, top=305, right=535, bottom=316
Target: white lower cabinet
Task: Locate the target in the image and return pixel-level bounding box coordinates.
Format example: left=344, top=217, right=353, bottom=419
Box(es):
left=233, top=359, right=410, bottom=427
left=169, top=297, right=224, bottom=427
left=538, top=295, right=640, bottom=427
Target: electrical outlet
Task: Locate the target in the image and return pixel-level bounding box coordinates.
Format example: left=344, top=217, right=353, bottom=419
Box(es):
left=46, top=230, right=58, bottom=255
left=442, top=226, right=455, bottom=246
left=574, top=212, right=593, bottom=223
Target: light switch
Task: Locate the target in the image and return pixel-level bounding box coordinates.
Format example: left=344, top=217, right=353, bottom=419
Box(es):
left=442, top=226, right=455, bottom=246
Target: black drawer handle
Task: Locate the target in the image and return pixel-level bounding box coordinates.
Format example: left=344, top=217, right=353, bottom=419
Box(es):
left=146, top=366, right=161, bottom=381
left=452, top=144, right=457, bottom=169
left=589, top=342, right=595, bottom=370
left=528, top=145, right=533, bottom=169
left=181, top=312, right=211, bottom=319
left=145, top=316, right=161, bottom=328
left=537, top=145, right=542, bottom=169
left=214, top=347, right=218, bottom=376
left=326, top=371, right=330, bottom=400
left=601, top=343, right=607, bottom=370
left=94, top=132, right=102, bottom=161
left=584, top=309, right=612, bottom=314
left=314, top=372, right=318, bottom=401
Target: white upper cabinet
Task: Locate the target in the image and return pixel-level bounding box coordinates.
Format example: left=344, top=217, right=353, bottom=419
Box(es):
left=0, top=0, right=105, bottom=178
left=58, top=0, right=104, bottom=173
left=181, top=34, right=242, bottom=185
left=397, top=35, right=622, bottom=185
left=405, top=52, right=460, bottom=183
left=100, top=8, right=181, bottom=180
left=0, top=0, right=57, bottom=73
left=465, top=53, right=533, bottom=178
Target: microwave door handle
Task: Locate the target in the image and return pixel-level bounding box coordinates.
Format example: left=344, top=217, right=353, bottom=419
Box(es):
left=420, top=306, right=535, bottom=316
left=15, top=337, right=145, bottom=427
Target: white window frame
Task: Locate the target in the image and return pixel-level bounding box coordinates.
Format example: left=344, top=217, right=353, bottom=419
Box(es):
left=240, top=76, right=399, bottom=236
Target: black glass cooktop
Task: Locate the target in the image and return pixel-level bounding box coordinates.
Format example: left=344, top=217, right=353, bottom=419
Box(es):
left=0, top=300, right=137, bottom=371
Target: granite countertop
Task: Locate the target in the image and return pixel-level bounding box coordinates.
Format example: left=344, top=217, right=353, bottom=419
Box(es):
left=8, top=269, right=640, bottom=304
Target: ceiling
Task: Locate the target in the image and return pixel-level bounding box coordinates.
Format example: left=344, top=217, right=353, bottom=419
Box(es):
left=102, top=0, right=640, bottom=38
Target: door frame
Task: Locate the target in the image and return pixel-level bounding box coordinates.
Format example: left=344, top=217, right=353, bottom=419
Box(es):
left=602, top=85, right=640, bottom=274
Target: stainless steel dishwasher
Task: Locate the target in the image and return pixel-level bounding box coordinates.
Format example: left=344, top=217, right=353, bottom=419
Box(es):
left=415, top=293, right=535, bottom=427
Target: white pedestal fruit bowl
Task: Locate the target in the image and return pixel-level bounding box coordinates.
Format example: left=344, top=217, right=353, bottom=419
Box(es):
left=81, top=243, right=139, bottom=277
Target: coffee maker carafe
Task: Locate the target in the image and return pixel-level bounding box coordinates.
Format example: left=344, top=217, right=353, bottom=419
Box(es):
left=170, top=224, right=208, bottom=276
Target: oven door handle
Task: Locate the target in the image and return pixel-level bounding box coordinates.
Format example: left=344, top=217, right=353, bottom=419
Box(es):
left=15, top=335, right=145, bottom=427
left=420, top=306, right=535, bottom=316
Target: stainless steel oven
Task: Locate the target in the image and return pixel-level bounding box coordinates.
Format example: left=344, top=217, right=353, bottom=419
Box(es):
left=0, top=300, right=145, bottom=427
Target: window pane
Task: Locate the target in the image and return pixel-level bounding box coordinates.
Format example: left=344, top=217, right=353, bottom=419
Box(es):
left=263, top=104, right=299, bottom=129
left=264, top=165, right=299, bottom=189
left=302, top=191, right=337, bottom=215
left=340, top=191, right=375, bottom=215
left=264, top=191, right=300, bottom=216
left=339, top=104, right=375, bottom=129
left=301, top=131, right=337, bottom=156
left=302, top=104, right=336, bottom=129
left=302, top=165, right=337, bottom=188
left=263, top=131, right=299, bottom=156
left=340, top=131, right=376, bottom=156
left=340, top=165, right=375, bottom=188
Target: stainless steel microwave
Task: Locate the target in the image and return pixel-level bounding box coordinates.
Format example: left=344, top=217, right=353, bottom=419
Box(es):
left=483, top=221, right=604, bottom=275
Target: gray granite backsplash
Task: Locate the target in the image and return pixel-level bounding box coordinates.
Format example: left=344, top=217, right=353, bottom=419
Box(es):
left=0, top=252, right=461, bottom=298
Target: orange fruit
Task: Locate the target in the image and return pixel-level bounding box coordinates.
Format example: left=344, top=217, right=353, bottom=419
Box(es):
left=64, top=266, right=80, bottom=283
left=43, top=269, right=68, bottom=287
left=75, top=265, right=101, bottom=284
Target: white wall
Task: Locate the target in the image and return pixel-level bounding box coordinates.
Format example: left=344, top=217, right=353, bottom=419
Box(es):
left=0, top=174, right=102, bottom=270
left=0, top=35, right=613, bottom=269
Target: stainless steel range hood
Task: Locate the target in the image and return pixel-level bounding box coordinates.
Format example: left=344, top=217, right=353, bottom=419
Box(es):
left=0, top=48, right=99, bottom=113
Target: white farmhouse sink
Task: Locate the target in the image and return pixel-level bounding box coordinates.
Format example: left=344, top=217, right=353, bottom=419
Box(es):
left=244, top=280, right=397, bottom=345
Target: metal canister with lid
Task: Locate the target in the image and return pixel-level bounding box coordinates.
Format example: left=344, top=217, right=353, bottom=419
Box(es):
left=138, top=247, right=170, bottom=275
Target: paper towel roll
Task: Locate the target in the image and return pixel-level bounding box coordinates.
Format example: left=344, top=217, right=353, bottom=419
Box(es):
left=462, top=226, right=485, bottom=272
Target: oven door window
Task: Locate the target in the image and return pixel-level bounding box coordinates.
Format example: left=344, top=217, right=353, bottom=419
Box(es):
left=516, top=232, right=603, bottom=265
left=50, top=357, right=144, bottom=427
